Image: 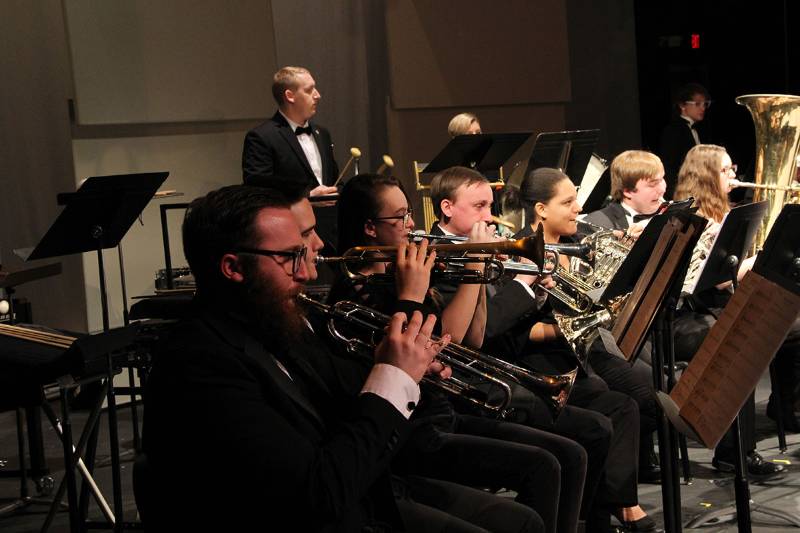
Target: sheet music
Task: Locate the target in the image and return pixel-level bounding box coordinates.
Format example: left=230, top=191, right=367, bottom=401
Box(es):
left=670, top=271, right=800, bottom=448
left=682, top=217, right=723, bottom=295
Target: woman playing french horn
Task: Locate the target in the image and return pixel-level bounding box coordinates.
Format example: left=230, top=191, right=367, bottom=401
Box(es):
left=325, top=173, right=589, bottom=533
left=502, top=167, right=657, bottom=531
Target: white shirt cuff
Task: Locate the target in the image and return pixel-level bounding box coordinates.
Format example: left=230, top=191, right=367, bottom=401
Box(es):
left=513, top=278, right=538, bottom=300
left=360, top=363, right=421, bottom=419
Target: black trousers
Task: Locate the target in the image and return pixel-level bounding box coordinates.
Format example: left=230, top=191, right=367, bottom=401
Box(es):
left=518, top=349, right=641, bottom=510
left=397, top=475, right=542, bottom=533
left=394, top=414, right=566, bottom=533
left=586, top=338, right=660, bottom=468
left=505, top=384, right=608, bottom=530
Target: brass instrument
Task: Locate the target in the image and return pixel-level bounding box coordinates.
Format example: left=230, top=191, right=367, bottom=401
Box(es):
left=298, top=294, right=577, bottom=417
left=546, top=230, right=632, bottom=314
left=545, top=230, right=634, bottom=365
left=736, top=94, right=800, bottom=253
left=316, top=230, right=549, bottom=284
left=408, top=230, right=468, bottom=242
left=729, top=178, right=800, bottom=193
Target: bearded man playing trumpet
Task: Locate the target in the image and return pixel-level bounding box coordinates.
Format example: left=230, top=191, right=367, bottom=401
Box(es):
left=144, top=184, right=554, bottom=532
left=428, top=166, right=653, bottom=533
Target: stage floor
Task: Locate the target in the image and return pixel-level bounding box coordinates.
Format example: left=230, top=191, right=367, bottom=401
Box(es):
left=1, top=372, right=800, bottom=532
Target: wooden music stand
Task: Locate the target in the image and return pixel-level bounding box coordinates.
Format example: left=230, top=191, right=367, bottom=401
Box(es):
left=660, top=204, right=800, bottom=531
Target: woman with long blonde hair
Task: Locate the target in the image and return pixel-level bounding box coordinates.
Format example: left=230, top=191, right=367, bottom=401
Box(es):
left=674, top=144, right=732, bottom=223
left=672, top=144, right=789, bottom=474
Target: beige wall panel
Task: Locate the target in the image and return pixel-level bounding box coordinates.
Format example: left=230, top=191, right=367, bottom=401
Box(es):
left=64, top=0, right=277, bottom=125
left=386, top=0, right=570, bottom=109
left=72, top=131, right=245, bottom=332
left=0, top=1, right=87, bottom=332
left=386, top=104, right=565, bottom=211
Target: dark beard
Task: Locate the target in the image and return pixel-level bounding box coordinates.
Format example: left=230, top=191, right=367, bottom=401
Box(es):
left=240, top=268, right=306, bottom=351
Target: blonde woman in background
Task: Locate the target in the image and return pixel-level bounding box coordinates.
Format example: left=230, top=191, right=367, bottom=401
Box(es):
left=448, top=113, right=482, bottom=137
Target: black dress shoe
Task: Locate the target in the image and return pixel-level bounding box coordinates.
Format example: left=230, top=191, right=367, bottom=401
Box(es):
left=638, top=463, right=661, bottom=484
left=712, top=451, right=786, bottom=477
left=613, top=513, right=657, bottom=532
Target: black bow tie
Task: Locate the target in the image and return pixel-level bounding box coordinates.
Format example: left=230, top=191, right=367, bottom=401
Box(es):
left=295, top=125, right=313, bottom=136
left=633, top=212, right=657, bottom=223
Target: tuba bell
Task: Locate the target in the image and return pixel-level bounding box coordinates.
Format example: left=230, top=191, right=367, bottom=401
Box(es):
left=736, top=94, right=800, bottom=253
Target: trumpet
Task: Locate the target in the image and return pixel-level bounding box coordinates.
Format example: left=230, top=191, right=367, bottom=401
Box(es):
left=316, top=229, right=549, bottom=284
left=298, top=294, right=577, bottom=417
left=408, top=230, right=468, bottom=242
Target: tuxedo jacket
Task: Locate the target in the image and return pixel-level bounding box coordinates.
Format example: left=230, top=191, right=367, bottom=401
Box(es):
left=583, top=201, right=628, bottom=231
left=143, top=298, right=407, bottom=531
left=243, top=111, right=339, bottom=188
left=659, top=115, right=706, bottom=199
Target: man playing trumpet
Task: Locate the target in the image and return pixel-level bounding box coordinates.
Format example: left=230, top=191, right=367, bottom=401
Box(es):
left=144, top=185, right=547, bottom=532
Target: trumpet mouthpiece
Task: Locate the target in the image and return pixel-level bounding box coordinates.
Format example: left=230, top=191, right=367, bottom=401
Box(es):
left=350, top=147, right=361, bottom=158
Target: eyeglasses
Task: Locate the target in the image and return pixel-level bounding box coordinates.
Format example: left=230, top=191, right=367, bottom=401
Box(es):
left=235, top=246, right=307, bottom=275
left=373, top=208, right=414, bottom=227
left=721, top=164, right=738, bottom=174
left=684, top=100, right=712, bottom=109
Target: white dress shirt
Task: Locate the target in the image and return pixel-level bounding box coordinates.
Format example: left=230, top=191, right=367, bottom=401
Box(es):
left=281, top=111, right=324, bottom=185
left=681, top=115, right=700, bottom=146
left=298, top=318, right=421, bottom=418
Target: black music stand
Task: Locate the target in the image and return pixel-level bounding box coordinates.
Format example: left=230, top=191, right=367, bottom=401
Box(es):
left=688, top=201, right=768, bottom=295
left=664, top=204, right=800, bottom=531
left=594, top=199, right=697, bottom=305
left=526, top=129, right=601, bottom=184
left=25, top=172, right=167, bottom=532
left=597, top=208, right=705, bottom=533
left=423, top=132, right=532, bottom=174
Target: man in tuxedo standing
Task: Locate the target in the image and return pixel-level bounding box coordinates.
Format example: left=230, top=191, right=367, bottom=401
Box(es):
left=243, top=66, right=339, bottom=196
left=659, top=82, right=710, bottom=199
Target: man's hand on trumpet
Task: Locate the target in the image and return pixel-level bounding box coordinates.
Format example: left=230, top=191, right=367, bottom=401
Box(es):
left=375, top=311, right=451, bottom=383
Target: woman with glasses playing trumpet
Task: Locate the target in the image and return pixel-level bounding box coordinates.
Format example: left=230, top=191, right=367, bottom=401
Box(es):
left=499, top=167, right=656, bottom=532
left=324, top=173, right=590, bottom=533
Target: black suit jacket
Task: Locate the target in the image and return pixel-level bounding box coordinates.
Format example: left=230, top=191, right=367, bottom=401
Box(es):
left=583, top=201, right=628, bottom=231
left=243, top=111, right=339, bottom=187
left=659, top=115, right=705, bottom=199
left=143, top=298, right=407, bottom=531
